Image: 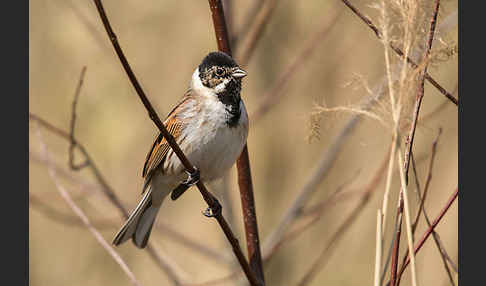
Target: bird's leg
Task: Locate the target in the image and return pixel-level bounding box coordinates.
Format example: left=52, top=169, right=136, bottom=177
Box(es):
left=203, top=198, right=222, bottom=218
left=170, top=167, right=200, bottom=200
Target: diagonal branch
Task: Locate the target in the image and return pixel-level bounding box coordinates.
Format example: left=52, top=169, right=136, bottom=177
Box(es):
left=231, top=0, right=264, bottom=49
left=34, top=123, right=142, bottom=286
left=90, top=1, right=259, bottom=285
left=29, top=190, right=233, bottom=266
left=406, top=131, right=456, bottom=285
left=251, top=8, right=343, bottom=122
left=235, top=0, right=280, bottom=66
left=68, top=66, right=89, bottom=170
left=207, top=1, right=265, bottom=284
left=30, top=113, right=185, bottom=285
left=340, top=0, right=458, bottom=106
left=396, top=188, right=458, bottom=285
left=296, top=148, right=390, bottom=286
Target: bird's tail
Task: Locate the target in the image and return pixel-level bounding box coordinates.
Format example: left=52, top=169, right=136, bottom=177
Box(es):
left=112, top=186, right=162, bottom=248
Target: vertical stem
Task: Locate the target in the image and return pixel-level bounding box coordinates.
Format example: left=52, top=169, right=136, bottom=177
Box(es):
left=207, top=1, right=265, bottom=284
left=374, top=210, right=383, bottom=286
left=237, top=146, right=265, bottom=282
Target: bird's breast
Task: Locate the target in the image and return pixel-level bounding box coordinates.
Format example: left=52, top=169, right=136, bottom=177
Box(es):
left=165, top=98, right=248, bottom=182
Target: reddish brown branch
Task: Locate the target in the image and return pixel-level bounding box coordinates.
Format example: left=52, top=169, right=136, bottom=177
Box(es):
left=207, top=1, right=265, bottom=285
left=90, top=0, right=259, bottom=285
left=412, top=129, right=442, bottom=233
left=396, top=188, right=458, bottom=285
left=406, top=130, right=456, bottom=286
left=340, top=0, right=458, bottom=106
left=389, top=204, right=403, bottom=286
left=403, top=0, right=441, bottom=183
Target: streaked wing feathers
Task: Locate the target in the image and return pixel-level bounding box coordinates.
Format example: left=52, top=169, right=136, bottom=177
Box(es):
left=141, top=90, right=193, bottom=184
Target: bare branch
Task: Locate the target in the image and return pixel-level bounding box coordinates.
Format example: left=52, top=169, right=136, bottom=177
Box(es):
left=231, top=0, right=264, bottom=48
left=235, top=0, right=280, bottom=66
left=340, top=0, right=458, bottom=106
left=68, top=66, right=89, bottom=170
left=30, top=151, right=100, bottom=200
left=396, top=188, right=458, bottom=285
left=295, top=148, right=390, bottom=286
left=207, top=1, right=265, bottom=284
left=251, top=8, right=343, bottom=122
left=405, top=130, right=457, bottom=285
left=390, top=2, right=442, bottom=284
left=34, top=123, right=142, bottom=286
left=30, top=113, right=185, bottom=285
left=29, top=192, right=233, bottom=265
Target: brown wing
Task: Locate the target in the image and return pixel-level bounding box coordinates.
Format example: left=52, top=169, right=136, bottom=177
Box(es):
left=141, top=90, right=193, bottom=185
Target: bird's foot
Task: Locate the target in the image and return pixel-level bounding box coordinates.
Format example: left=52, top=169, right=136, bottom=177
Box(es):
left=183, top=167, right=200, bottom=187
left=203, top=199, right=222, bottom=218
left=170, top=167, right=200, bottom=200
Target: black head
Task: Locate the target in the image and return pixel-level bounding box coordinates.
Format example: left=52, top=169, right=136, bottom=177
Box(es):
left=197, top=51, right=247, bottom=90
left=197, top=51, right=246, bottom=127
left=199, top=51, right=238, bottom=71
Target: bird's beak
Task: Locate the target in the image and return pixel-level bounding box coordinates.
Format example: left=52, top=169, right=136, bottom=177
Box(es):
left=232, top=68, right=247, bottom=79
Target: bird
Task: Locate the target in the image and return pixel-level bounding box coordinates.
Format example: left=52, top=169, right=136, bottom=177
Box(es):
left=112, top=51, right=249, bottom=248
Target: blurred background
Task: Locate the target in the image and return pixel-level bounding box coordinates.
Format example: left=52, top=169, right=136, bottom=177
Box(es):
left=29, top=0, right=457, bottom=285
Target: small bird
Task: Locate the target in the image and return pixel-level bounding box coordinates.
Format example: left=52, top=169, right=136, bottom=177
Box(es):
left=112, top=51, right=249, bottom=248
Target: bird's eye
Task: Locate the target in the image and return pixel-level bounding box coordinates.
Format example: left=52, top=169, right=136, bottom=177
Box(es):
left=215, top=67, right=224, bottom=76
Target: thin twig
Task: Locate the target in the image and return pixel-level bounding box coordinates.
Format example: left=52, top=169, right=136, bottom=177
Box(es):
left=396, top=146, right=419, bottom=286
left=34, top=123, right=142, bottom=286
left=30, top=151, right=100, bottom=199
left=69, top=66, right=89, bottom=170
left=295, top=148, right=390, bottom=286
left=389, top=209, right=403, bottom=286
left=29, top=192, right=233, bottom=265
left=403, top=0, right=441, bottom=184
left=411, top=129, right=442, bottom=233
left=406, top=130, right=456, bottom=285
left=375, top=210, right=383, bottom=286
left=396, top=188, right=458, bottom=285
left=231, top=0, right=265, bottom=48
left=251, top=8, right=343, bottom=122
left=189, top=146, right=387, bottom=286
left=266, top=188, right=362, bottom=261
left=235, top=0, right=280, bottom=66
left=340, top=0, right=458, bottom=106
left=207, top=1, right=265, bottom=284
left=381, top=219, right=398, bottom=285
left=89, top=1, right=260, bottom=284
left=186, top=172, right=365, bottom=285
left=420, top=84, right=458, bottom=122
left=389, top=2, right=443, bottom=284
left=30, top=113, right=185, bottom=285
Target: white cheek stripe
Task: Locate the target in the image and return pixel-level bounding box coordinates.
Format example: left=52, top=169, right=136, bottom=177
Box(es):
left=191, top=68, right=229, bottom=96
left=214, top=78, right=230, bottom=93
left=191, top=68, right=212, bottom=98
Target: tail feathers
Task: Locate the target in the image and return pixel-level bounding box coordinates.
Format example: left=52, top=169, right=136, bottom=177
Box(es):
left=132, top=203, right=160, bottom=248
left=112, top=187, right=155, bottom=248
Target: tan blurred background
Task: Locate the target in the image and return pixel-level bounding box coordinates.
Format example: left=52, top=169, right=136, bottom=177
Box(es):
left=29, top=0, right=457, bottom=285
